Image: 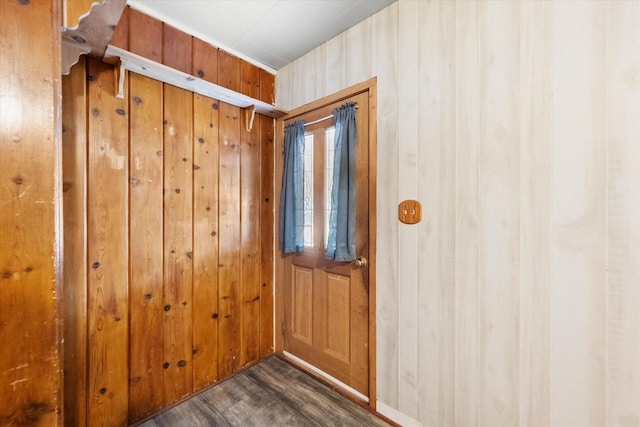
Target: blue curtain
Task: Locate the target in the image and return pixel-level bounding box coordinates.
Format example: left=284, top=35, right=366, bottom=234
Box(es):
left=279, top=120, right=305, bottom=253
left=326, top=102, right=357, bottom=261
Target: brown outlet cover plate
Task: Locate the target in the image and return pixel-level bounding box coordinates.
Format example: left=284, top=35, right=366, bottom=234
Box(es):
left=398, top=199, right=422, bottom=224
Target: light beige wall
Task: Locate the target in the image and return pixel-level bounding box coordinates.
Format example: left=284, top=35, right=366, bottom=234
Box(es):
left=276, top=1, right=640, bottom=426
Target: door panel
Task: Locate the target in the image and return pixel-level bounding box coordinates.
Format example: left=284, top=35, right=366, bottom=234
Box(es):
left=291, top=266, right=314, bottom=344
left=283, top=91, right=370, bottom=397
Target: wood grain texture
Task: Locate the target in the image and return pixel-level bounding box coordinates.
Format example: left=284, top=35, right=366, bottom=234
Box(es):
left=65, top=0, right=96, bottom=27
left=259, top=70, right=275, bottom=105
left=62, top=56, right=88, bottom=427
left=606, top=2, right=640, bottom=426
left=86, top=57, right=129, bottom=427
left=218, top=50, right=241, bottom=93
left=192, top=38, right=219, bottom=85
left=128, top=72, right=165, bottom=422
left=396, top=0, right=419, bottom=418
left=453, top=2, right=481, bottom=425
left=344, top=18, right=372, bottom=88
left=369, top=2, right=399, bottom=411
left=110, top=5, right=129, bottom=50
left=163, top=24, right=192, bottom=74
left=192, top=95, right=220, bottom=390
left=277, top=2, right=639, bottom=426
left=518, top=2, right=553, bottom=425
left=477, top=3, right=521, bottom=425
left=240, top=107, right=261, bottom=367
left=552, top=3, right=607, bottom=427
left=0, top=0, right=62, bottom=425
left=218, top=102, right=242, bottom=377
left=259, top=114, right=275, bottom=357
left=240, top=59, right=261, bottom=100
left=162, top=84, right=194, bottom=404
left=415, top=1, right=455, bottom=425
left=129, top=8, right=162, bottom=62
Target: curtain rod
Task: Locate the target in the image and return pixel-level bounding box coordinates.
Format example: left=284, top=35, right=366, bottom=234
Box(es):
left=302, top=105, right=358, bottom=127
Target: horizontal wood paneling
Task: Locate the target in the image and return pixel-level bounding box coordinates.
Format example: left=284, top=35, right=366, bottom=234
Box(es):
left=276, top=1, right=640, bottom=426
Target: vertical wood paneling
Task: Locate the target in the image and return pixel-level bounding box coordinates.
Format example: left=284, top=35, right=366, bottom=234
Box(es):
left=218, top=50, right=241, bottom=93
left=552, top=3, right=607, bottom=426
left=62, top=56, right=88, bottom=427
left=61, top=9, right=274, bottom=421
left=129, top=8, right=163, bottom=62
left=259, top=69, right=275, bottom=105
left=128, top=73, right=164, bottom=422
left=325, top=34, right=346, bottom=95
left=477, top=2, right=520, bottom=426
left=192, top=95, right=220, bottom=390
left=163, top=24, right=192, bottom=74
left=606, top=2, right=640, bottom=426
left=110, top=6, right=129, bottom=50
left=162, top=84, right=194, bottom=404
left=296, top=53, right=318, bottom=107
left=518, top=2, right=553, bottom=425
left=369, top=1, right=400, bottom=410
left=240, top=110, right=261, bottom=367
left=240, top=60, right=261, bottom=100
left=259, top=114, right=275, bottom=357
left=86, top=58, right=129, bottom=427
left=0, top=1, right=62, bottom=424
left=416, top=1, right=456, bottom=426
left=276, top=2, right=640, bottom=427
left=396, top=0, right=419, bottom=418
left=453, top=2, right=480, bottom=425
left=344, top=18, right=373, bottom=87
left=218, top=102, right=242, bottom=377
left=315, top=43, right=329, bottom=99
left=192, top=38, right=219, bottom=85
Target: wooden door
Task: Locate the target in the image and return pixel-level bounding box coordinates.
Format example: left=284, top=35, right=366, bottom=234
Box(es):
left=283, top=91, right=370, bottom=397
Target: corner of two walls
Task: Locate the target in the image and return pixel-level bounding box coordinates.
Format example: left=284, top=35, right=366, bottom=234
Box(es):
left=277, top=1, right=640, bottom=426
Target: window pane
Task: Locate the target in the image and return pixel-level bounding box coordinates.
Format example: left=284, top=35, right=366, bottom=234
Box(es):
left=303, top=132, right=314, bottom=247
left=324, top=127, right=335, bottom=247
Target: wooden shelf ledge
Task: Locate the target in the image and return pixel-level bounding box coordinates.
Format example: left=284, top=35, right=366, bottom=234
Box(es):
left=104, top=45, right=288, bottom=120
left=61, top=0, right=126, bottom=75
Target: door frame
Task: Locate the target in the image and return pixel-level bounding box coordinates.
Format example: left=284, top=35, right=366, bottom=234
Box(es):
left=274, top=78, right=377, bottom=408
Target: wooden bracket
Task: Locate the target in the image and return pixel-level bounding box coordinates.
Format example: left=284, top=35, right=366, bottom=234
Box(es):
left=114, top=61, right=126, bottom=99
left=244, top=105, right=257, bottom=132
left=61, top=0, right=127, bottom=75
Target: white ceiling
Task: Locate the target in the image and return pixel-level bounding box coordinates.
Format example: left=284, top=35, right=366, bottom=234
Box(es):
left=127, top=0, right=396, bottom=72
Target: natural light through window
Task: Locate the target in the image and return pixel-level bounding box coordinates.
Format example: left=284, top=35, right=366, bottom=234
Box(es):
left=324, top=127, right=335, bottom=248
left=303, top=132, right=314, bottom=247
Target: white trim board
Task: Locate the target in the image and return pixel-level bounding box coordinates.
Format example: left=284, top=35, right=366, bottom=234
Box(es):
left=282, top=351, right=369, bottom=403
left=376, top=401, right=423, bottom=427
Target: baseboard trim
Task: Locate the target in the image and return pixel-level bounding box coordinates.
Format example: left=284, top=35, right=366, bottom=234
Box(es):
left=376, top=401, right=423, bottom=427
left=282, top=351, right=369, bottom=403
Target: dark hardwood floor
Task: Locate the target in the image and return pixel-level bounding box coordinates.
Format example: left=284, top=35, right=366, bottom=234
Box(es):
left=138, top=356, right=390, bottom=426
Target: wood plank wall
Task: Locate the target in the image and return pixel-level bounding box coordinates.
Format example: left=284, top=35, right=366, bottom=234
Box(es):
left=64, top=0, right=96, bottom=27
left=277, top=1, right=640, bottom=426
left=0, top=0, right=63, bottom=425
left=63, top=8, right=275, bottom=425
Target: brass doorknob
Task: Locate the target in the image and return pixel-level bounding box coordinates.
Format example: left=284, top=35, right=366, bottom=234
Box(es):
left=352, top=256, right=367, bottom=268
